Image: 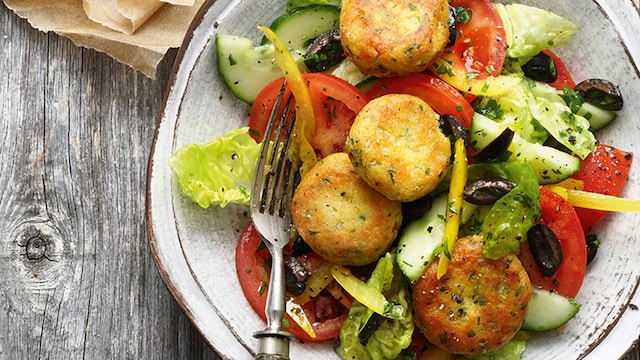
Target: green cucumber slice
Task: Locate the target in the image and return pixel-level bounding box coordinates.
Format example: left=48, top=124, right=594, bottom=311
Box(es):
left=522, top=288, right=581, bottom=331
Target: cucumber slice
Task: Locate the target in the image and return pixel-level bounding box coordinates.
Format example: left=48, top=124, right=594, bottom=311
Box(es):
left=471, top=113, right=580, bottom=184
left=577, top=101, right=617, bottom=131
left=263, top=5, right=340, bottom=51
left=215, top=34, right=304, bottom=104
left=396, top=194, right=476, bottom=282
left=522, top=288, right=581, bottom=331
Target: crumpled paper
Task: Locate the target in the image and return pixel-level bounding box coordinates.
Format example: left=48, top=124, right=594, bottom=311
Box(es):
left=3, top=0, right=206, bottom=78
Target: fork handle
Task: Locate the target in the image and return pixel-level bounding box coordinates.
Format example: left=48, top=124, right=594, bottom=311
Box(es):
left=254, top=331, right=292, bottom=360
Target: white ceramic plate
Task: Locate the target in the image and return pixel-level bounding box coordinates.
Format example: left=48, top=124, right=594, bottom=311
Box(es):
left=147, top=0, right=640, bottom=358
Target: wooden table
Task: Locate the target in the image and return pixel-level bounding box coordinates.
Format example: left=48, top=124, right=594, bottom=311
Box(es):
left=0, top=3, right=219, bottom=359
left=2, top=1, right=639, bottom=359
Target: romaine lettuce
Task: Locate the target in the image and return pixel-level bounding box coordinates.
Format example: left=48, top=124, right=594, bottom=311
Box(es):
left=474, top=81, right=596, bottom=159
left=496, top=3, right=579, bottom=60
left=469, top=161, right=541, bottom=259
left=169, top=127, right=260, bottom=208
left=339, top=253, right=414, bottom=360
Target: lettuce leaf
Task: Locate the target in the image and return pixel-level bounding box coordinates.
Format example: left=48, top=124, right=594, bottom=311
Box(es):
left=169, top=127, right=260, bottom=208
left=496, top=3, right=579, bottom=59
left=475, top=81, right=596, bottom=159
left=468, top=161, right=541, bottom=259
left=339, top=253, right=414, bottom=360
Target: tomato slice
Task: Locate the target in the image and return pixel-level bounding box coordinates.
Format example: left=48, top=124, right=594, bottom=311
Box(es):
left=518, top=187, right=587, bottom=298
left=544, top=50, right=576, bottom=91
left=365, top=74, right=474, bottom=128
left=443, top=0, right=507, bottom=78
left=571, top=144, right=633, bottom=233
left=249, top=73, right=369, bottom=158
left=235, top=223, right=346, bottom=341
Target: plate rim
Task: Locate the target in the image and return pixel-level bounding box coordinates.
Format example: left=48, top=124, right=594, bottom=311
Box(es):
left=146, top=0, right=640, bottom=359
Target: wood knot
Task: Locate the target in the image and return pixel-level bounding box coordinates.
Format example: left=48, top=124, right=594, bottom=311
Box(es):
left=23, top=234, right=50, bottom=261
left=17, top=225, right=57, bottom=263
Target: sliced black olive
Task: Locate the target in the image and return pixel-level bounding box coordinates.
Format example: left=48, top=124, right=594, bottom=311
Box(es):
left=402, top=195, right=433, bottom=225
left=471, top=127, right=514, bottom=162
left=291, top=235, right=313, bottom=257
left=439, top=114, right=467, bottom=142
left=447, top=5, right=457, bottom=47
left=585, top=233, right=600, bottom=265
left=521, top=51, right=557, bottom=83
left=463, top=177, right=516, bottom=205
left=304, top=29, right=345, bottom=73
left=284, top=255, right=309, bottom=296
left=543, top=136, right=571, bottom=154
left=527, top=224, right=563, bottom=277
left=358, top=312, right=384, bottom=345
left=574, top=78, right=624, bottom=111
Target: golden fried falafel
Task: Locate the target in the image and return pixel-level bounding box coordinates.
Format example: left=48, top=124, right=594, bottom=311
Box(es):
left=291, top=152, right=403, bottom=266
left=346, top=94, right=451, bottom=202
left=340, top=0, right=450, bottom=77
left=412, top=235, right=531, bottom=355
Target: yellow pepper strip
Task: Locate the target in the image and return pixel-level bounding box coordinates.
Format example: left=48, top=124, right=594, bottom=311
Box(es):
left=432, top=58, right=521, bottom=96
left=548, top=186, right=640, bottom=212
left=258, top=26, right=317, bottom=175
left=293, top=261, right=334, bottom=305
left=285, top=298, right=316, bottom=338
left=437, top=138, right=469, bottom=279
left=330, top=265, right=403, bottom=319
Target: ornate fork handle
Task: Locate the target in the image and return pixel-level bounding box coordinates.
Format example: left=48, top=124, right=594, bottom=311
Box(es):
left=253, top=242, right=294, bottom=360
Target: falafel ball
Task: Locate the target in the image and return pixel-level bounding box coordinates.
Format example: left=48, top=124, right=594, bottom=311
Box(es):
left=346, top=93, right=451, bottom=202
left=340, top=0, right=450, bottom=77
left=291, top=152, right=403, bottom=266
left=412, top=235, right=531, bottom=355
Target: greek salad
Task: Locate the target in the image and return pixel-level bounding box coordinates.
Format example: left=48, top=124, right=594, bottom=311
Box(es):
left=168, top=0, right=639, bottom=358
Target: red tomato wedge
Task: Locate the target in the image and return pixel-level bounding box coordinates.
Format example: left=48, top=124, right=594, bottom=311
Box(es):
left=249, top=73, right=369, bottom=158
left=235, top=223, right=346, bottom=341
left=571, top=144, right=633, bottom=233
left=544, top=50, right=576, bottom=90
left=518, top=187, right=587, bottom=298
left=365, top=74, right=474, bottom=128
left=443, top=0, right=507, bottom=78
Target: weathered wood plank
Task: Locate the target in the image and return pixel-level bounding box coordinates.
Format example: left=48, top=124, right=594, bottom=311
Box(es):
left=0, top=3, right=219, bottom=359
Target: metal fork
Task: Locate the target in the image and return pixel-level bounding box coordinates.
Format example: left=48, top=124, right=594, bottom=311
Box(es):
left=251, top=81, right=297, bottom=360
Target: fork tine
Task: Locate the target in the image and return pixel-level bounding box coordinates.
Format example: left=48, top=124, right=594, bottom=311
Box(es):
left=252, top=80, right=292, bottom=215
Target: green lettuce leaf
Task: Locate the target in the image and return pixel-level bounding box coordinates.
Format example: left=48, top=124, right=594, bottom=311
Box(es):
left=339, top=253, right=414, bottom=360
left=475, top=81, right=596, bottom=159
left=469, top=162, right=541, bottom=259
left=169, top=127, right=260, bottom=208
left=496, top=3, right=579, bottom=59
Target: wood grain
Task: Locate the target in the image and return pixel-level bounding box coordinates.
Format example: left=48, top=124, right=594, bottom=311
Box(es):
left=0, top=3, right=219, bottom=359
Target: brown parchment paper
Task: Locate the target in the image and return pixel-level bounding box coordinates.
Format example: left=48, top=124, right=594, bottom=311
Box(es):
left=3, top=0, right=205, bottom=78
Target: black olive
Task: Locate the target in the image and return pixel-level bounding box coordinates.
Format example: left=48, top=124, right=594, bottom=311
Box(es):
left=284, top=254, right=309, bottom=296
left=439, top=114, right=468, bottom=144
left=304, top=29, right=345, bottom=73
left=471, top=127, right=514, bottom=162
left=402, top=195, right=433, bottom=225
left=521, top=51, right=557, bottom=83
left=543, top=136, right=571, bottom=154
left=527, top=224, right=563, bottom=277
left=358, top=312, right=384, bottom=345
left=291, top=235, right=313, bottom=257
left=585, top=233, right=600, bottom=265
left=447, top=5, right=457, bottom=47
left=575, top=78, right=624, bottom=111
left=463, top=177, right=516, bottom=205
